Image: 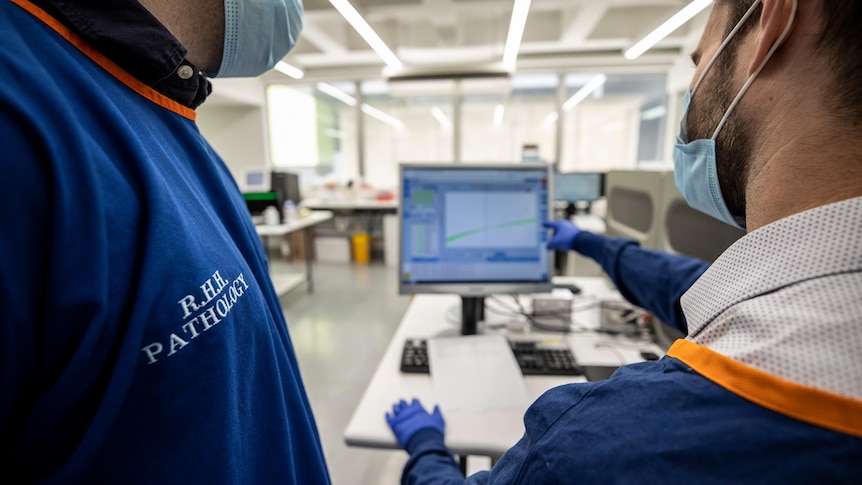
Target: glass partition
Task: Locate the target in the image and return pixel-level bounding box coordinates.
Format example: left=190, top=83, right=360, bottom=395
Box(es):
left=559, top=72, right=667, bottom=172
left=265, top=72, right=668, bottom=191
left=266, top=82, right=359, bottom=188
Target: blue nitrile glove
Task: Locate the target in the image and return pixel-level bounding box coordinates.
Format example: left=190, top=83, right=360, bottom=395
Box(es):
left=385, top=398, right=445, bottom=449
left=543, top=220, right=582, bottom=251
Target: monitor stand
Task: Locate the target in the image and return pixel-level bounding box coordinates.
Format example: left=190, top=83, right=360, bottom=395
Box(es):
left=460, top=296, right=485, bottom=335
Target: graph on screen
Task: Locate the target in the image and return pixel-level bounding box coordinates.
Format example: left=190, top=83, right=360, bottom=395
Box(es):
left=444, top=192, right=538, bottom=248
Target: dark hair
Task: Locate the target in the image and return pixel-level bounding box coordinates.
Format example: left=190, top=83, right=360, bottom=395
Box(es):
left=721, top=0, right=862, bottom=123
left=815, top=1, right=862, bottom=123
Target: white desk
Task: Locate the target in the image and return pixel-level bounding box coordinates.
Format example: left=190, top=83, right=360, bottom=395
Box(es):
left=344, top=277, right=663, bottom=459
left=255, top=210, right=333, bottom=295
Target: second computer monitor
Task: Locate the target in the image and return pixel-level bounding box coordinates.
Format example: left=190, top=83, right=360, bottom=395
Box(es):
left=553, top=172, right=605, bottom=203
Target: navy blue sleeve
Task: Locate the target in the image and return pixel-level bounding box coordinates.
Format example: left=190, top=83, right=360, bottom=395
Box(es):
left=572, top=231, right=709, bottom=333
left=400, top=429, right=469, bottom=485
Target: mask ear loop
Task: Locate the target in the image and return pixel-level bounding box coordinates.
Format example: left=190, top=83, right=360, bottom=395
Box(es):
left=711, top=0, right=798, bottom=140
left=692, top=0, right=763, bottom=97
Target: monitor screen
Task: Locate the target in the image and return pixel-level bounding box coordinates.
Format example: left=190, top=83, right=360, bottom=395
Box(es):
left=399, top=163, right=552, bottom=297
left=553, top=172, right=604, bottom=202
left=241, top=168, right=270, bottom=193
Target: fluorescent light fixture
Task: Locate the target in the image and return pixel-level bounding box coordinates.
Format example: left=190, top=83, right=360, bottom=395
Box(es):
left=503, top=0, right=532, bottom=68
left=625, top=0, right=713, bottom=60
left=542, top=111, right=558, bottom=127
left=493, top=104, right=505, bottom=126
left=315, top=81, right=403, bottom=130
left=562, top=74, right=607, bottom=112
left=431, top=107, right=452, bottom=130
left=329, top=0, right=403, bottom=70
left=640, top=105, right=667, bottom=121
left=361, top=104, right=405, bottom=130
left=274, top=61, right=304, bottom=79
left=317, top=82, right=357, bottom=106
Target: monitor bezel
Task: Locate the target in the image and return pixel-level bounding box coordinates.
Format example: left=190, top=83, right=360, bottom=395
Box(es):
left=397, top=162, right=554, bottom=297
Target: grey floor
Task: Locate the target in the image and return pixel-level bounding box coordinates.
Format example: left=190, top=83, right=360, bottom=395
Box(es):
left=272, top=260, right=412, bottom=485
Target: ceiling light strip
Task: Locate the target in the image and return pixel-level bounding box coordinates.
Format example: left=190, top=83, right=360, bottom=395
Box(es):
left=361, top=104, right=405, bottom=130
left=624, top=0, right=713, bottom=60
left=493, top=104, right=505, bottom=126
left=562, top=74, right=607, bottom=111
left=431, top=107, right=453, bottom=130
left=502, top=0, right=532, bottom=68
left=274, top=61, right=304, bottom=79
left=314, top=82, right=403, bottom=130
left=329, top=0, right=403, bottom=70
left=317, top=82, right=358, bottom=106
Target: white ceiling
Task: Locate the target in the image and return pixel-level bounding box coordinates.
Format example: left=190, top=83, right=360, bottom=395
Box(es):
left=258, top=0, right=710, bottom=84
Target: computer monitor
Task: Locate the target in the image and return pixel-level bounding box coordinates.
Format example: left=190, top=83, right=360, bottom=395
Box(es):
left=399, top=163, right=553, bottom=335
left=553, top=172, right=605, bottom=203
left=271, top=171, right=301, bottom=205
left=241, top=168, right=270, bottom=193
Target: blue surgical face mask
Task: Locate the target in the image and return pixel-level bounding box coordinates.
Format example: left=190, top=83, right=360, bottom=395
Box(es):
left=673, top=0, right=796, bottom=230
left=209, top=0, right=304, bottom=78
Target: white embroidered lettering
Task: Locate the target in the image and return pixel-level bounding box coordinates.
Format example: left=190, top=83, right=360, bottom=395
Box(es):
left=236, top=273, right=249, bottom=290
left=178, top=295, right=198, bottom=319
left=198, top=307, right=222, bottom=330
left=141, top=342, right=163, bottom=365
left=145, top=271, right=252, bottom=365
left=182, top=319, right=202, bottom=339
left=215, top=294, right=231, bottom=318
left=167, top=333, right=189, bottom=356
left=199, top=270, right=229, bottom=305
left=199, top=279, right=217, bottom=304
left=213, top=270, right=229, bottom=291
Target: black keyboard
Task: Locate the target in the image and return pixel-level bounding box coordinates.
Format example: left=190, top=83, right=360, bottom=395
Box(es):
left=400, top=338, right=582, bottom=376
left=400, top=339, right=430, bottom=374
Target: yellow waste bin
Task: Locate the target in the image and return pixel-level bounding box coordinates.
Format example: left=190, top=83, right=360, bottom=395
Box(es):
left=351, top=233, right=371, bottom=264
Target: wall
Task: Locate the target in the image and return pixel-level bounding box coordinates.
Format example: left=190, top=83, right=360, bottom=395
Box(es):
left=196, top=78, right=270, bottom=191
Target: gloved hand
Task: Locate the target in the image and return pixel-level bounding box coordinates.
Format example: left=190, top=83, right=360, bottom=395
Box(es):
left=385, top=398, right=445, bottom=449
left=543, top=220, right=582, bottom=251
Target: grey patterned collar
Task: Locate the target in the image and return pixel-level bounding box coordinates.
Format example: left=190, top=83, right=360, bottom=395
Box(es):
left=682, top=196, right=862, bottom=338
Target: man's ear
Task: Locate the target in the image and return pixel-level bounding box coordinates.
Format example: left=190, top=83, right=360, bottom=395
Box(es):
left=749, top=0, right=796, bottom=75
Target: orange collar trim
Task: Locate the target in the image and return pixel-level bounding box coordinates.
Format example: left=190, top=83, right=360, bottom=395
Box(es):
left=668, top=339, right=862, bottom=439
left=11, top=0, right=197, bottom=121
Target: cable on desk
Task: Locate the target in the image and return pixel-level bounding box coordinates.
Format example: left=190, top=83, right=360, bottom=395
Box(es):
left=509, top=294, right=573, bottom=335
left=592, top=342, right=629, bottom=365
left=592, top=333, right=657, bottom=366
left=502, top=294, right=603, bottom=334
left=484, top=296, right=522, bottom=317
left=440, top=294, right=613, bottom=335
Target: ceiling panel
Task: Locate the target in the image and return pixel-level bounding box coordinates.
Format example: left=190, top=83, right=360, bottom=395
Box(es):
left=280, top=0, right=712, bottom=80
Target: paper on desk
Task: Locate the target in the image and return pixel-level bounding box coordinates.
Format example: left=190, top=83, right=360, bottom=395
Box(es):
left=428, top=335, right=530, bottom=413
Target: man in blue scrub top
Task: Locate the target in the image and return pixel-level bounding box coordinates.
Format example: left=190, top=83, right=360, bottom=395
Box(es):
left=0, top=0, right=330, bottom=482
left=385, top=1, right=862, bottom=483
